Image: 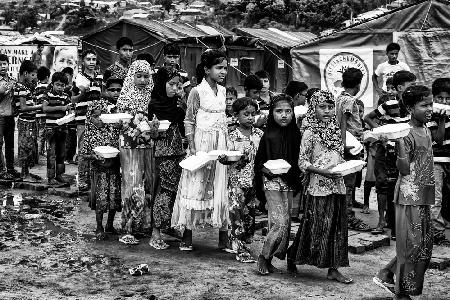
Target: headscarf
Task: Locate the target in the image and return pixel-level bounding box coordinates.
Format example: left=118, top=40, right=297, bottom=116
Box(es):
left=304, top=90, right=343, bottom=155
left=117, top=60, right=154, bottom=115
left=254, top=94, right=302, bottom=193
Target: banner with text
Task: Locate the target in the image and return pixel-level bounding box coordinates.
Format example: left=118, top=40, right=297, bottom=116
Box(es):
left=320, top=48, right=374, bottom=108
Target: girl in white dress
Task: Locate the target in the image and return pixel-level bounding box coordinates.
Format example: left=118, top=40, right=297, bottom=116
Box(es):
left=171, top=50, right=229, bottom=251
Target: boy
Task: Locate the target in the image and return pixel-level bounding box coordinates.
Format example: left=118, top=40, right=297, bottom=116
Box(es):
left=35, top=66, right=51, bottom=157
left=255, top=70, right=275, bottom=110
left=62, top=67, right=79, bottom=164
left=285, top=81, right=308, bottom=106
left=374, top=85, right=435, bottom=300
left=428, top=78, right=450, bottom=246
left=364, top=71, right=416, bottom=236
left=0, top=53, right=19, bottom=180
left=75, top=49, right=102, bottom=191
left=104, top=76, right=123, bottom=104
left=244, top=75, right=266, bottom=128
left=105, top=37, right=133, bottom=80
left=226, top=86, right=238, bottom=131
left=31, top=41, right=44, bottom=68
left=373, top=43, right=410, bottom=97
left=336, top=67, right=370, bottom=231
left=14, top=60, right=40, bottom=181
left=42, top=72, right=71, bottom=185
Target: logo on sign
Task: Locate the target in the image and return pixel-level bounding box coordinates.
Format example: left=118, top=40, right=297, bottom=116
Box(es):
left=323, top=52, right=369, bottom=98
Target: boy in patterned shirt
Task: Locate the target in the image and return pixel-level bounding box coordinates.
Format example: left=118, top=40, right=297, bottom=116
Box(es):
left=35, top=66, right=51, bottom=157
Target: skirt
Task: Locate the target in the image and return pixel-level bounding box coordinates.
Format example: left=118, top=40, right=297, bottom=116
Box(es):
left=289, top=193, right=349, bottom=268
left=89, top=159, right=122, bottom=214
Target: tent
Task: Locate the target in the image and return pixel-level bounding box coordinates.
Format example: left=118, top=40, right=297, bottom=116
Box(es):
left=291, top=0, right=450, bottom=108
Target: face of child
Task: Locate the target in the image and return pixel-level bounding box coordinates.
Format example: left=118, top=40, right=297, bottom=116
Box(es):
left=166, top=76, right=180, bottom=98
left=106, top=82, right=122, bottom=101
left=64, top=73, right=73, bottom=85
left=226, top=92, right=237, bottom=114
left=164, top=54, right=180, bottom=67
left=409, top=95, right=433, bottom=124
left=260, top=77, right=270, bottom=92
left=273, top=100, right=293, bottom=127
left=25, top=71, right=37, bottom=85
left=118, top=44, right=133, bottom=63
left=294, top=91, right=307, bottom=106
left=247, top=89, right=260, bottom=100
left=53, top=80, right=66, bottom=95
left=38, top=45, right=44, bottom=53
left=83, top=54, right=97, bottom=71
left=315, top=101, right=335, bottom=122
left=0, top=61, right=8, bottom=76
left=54, top=49, right=77, bottom=73
left=134, top=71, right=150, bottom=89
left=387, top=50, right=399, bottom=63
left=206, top=60, right=227, bottom=83
left=386, top=83, right=396, bottom=96
left=434, top=92, right=450, bottom=105
left=237, top=105, right=256, bottom=129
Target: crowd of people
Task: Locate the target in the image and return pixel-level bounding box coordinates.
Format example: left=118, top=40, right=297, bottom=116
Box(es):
left=0, top=37, right=449, bottom=300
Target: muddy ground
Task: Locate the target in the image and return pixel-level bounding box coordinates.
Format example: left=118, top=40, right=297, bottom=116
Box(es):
left=0, top=164, right=449, bottom=300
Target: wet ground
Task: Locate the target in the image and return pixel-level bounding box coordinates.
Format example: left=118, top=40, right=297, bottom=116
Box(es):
left=0, top=164, right=449, bottom=300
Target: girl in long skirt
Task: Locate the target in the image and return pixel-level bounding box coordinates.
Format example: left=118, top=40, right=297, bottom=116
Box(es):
left=171, top=50, right=229, bottom=251
left=287, top=90, right=352, bottom=283
left=254, top=94, right=301, bottom=275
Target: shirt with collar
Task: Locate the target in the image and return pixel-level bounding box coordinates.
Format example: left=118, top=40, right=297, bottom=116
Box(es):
left=0, top=75, right=16, bottom=117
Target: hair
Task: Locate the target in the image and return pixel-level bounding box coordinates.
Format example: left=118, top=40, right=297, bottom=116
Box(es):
left=61, top=67, right=74, bottom=76
left=284, top=81, right=308, bottom=98
left=402, top=85, right=431, bottom=108
left=255, top=70, right=269, bottom=79
left=196, top=49, right=227, bottom=82
left=432, top=78, right=450, bottom=96
left=305, top=87, right=320, bottom=104
left=37, top=66, right=51, bottom=81
left=81, top=49, right=97, bottom=59
left=244, top=74, right=263, bottom=91
left=0, top=54, right=8, bottom=63
left=163, top=43, right=180, bottom=56
left=386, top=77, right=394, bottom=87
left=386, top=42, right=400, bottom=53
left=51, top=71, right=69, bottom=84
left=19, top=60, right=37, bottom=75
left=342, top=67, right=363, bottom=89
left=392, top=71, right=416, bottom=90
left=226, top=86, right=238, bottom=98
left=136, top=53, right=155, bottom=65
left=106, top=77, right=123, bottom=88
left=232, top=97, right=258, bottom=113
left=116, top=37, right=133, bottom=50
left=36, top=41, right=45, bottom=48
left=271, top=93, right=294, bottom=110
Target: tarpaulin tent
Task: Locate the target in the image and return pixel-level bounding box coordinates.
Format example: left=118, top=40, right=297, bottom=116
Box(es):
left=291, top=0, right=450, bottom=108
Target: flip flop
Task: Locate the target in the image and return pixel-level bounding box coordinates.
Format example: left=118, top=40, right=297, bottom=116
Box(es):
left=327, top=273, right=353, bottom=284
left=129, top=267, right=142, bottom=276
left=119, top=235, right=139, bottom=245
left=179, top=242, right=193, bottom=251
left=373, top=276, right=395, bottom=294
left=371, top=226, right=385, bottom=235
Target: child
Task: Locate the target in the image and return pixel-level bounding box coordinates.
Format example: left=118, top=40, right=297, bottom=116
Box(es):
left=62, top=67, right=79, bottom=164
left=287, top=90, right=351, bottom=283
left=226, top=97, right=263, bottom=262
left=285, top=81, right=308, bottom=107
left=52, top=46, right=78, bottom=75
left=42, top=72, right=71, bottom=185
left=226, top=86, right=238, bottom=131
left=80, top=77, right=123, bottom=240
left=171, top=49, right=229, bottom=251
left=335, top=67, right=370, bottom=231
left=244, top=74, right=263, bottom=105
left=373, top=42, right=410, bottom=97
left=428, top=78, right=450, bottom=246
left=255, top=70, right=274, bottom=109
left=35, top=66, right=51, bottom=157
left=106, top=37, right=134, bottom=80
left=254, top=94, right=301, bottom=275
left=364, top=70, right=416, bottom=236
left=374, top=85, right=435, bottom=300
left=14, top=60, right=39, bottom=181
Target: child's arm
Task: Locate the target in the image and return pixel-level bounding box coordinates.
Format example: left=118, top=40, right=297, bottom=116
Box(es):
left=363, top=109, right=381, bottom=129
left=19, top=96, right=42, bottom=112
left=184, top=88, right=200, bottom=155
left=42, top=100, right=68, bottom=113
left=395, top=137, right=410, bottom=176
left=372, top=74, right=383, bottom=96
left=430, top=112, right=447, bottom=145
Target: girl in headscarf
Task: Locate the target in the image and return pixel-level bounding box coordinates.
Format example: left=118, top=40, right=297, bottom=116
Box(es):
left=287, top=90, right=352, bottom=284
left=147, top=66, right=186, bottom=249
left=117, top=60, right=159, bottom=245
left=254, top=94, right=301, bottom=275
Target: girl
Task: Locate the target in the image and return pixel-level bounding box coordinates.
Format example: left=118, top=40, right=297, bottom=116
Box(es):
left=117, top=60, right=159, bottom=245
left=147, top=67, right=186, bottom=249
left=287, top=90, right=352, bottom=284
left=171, top=49, right=229, bottom=251
left=80, top=83, right=122, bottom=240
left=254, top=94, right=301, bottom=275
left=226, top=97, right=263, bottom=262
left=374, top=85, right=435, bottom=300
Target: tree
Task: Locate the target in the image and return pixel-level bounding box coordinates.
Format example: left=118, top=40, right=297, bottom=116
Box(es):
left=15, top=7, right=38, bottom=33
left=155, top=0, right=173, bottom=12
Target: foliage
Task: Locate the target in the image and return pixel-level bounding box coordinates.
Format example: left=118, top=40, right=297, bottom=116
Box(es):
left=155, top=0, right=173, bottom=12
left=63, top=6, right=104, bottom=35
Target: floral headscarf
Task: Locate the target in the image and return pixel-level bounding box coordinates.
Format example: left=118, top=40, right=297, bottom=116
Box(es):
left=305, top=90, right=343, bottom=154
left=117, top=60, right=154, bottom=115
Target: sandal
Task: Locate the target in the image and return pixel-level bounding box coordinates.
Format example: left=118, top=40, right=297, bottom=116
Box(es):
left=149, top=238, right=169, bottom=250
left=129, top=267, right=143, bottom=276
left=361, top=207, right=370, bottom=214
left=327, top=270, right=353, bottom=284
left=119, top=235, right=139, bottom=245
left=137, top=264, right=149, bottom=274
left=373, top=276, right=395, bottom=294
left=236, top=252, right=256, bottom=263
left=95, top=231, right=107, bottom=241
left=179, top=242, right=193, bottom=251
left=371, top=226, right=385, bottom=235
left=348, top=216, right=371, bottom=232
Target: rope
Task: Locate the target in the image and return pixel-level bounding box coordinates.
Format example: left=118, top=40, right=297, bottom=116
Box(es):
left=82, top=40, right=118, bottom=54
left=420, top=0, right=433, bottom=31
left=229, top=64, right=247, bottom=76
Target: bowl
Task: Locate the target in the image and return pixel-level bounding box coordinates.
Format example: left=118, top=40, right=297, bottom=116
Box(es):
left=56, top=113, right=75, bottom=126
left=264, top=159, right=291, bottom=175
left=158, top=120, right=171, bottom=132
left=100, top=113, right=133, bottom=124
left=346, top=131, right=363, bottom=155
left=331, top=160, right=366, bottom=176
left=179, top=151, right=211, bottom=171
left=208, top=150, right=228, bottom=160
left=294, top=105, right=308, bottom=118
left=94, top=146, right=120, bottom=159
left=372, top=123, right=411, bottom=140
left=225, top=151, right=243, bottom=162
left=138, top=121, right=151, bottom=132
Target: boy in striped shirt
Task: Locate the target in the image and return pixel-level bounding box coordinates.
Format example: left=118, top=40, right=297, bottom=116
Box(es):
left=429, top=78, right=450, bottom=246
left=35, top=66, right=51, bottom=157
left=42, top=72, right=72, bottom=185
left=14, top=60, right=40, bottom=181
left=364, top=70, right=416, bottom=237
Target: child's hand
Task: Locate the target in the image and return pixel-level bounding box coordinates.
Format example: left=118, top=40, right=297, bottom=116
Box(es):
left=344, top=145, right=355, bottom=154
left=320, top=169, right=342, bottom=179
left=262, top=166, right=277, bottom=179
left=254, top=114, right=267, bottom=127
left=218, top=154, right=233, bottom=165
left=435, top=108, right=447, bottom=119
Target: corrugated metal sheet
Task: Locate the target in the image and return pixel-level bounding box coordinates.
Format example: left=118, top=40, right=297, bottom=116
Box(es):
left=235, top=28, right=316, bottom=49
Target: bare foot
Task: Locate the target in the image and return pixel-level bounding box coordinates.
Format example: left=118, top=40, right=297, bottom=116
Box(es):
left=257, top=255, right=269, bottom=275
left=327, top=268, right=353, bottom=284
left=287, top=259, right=298, bottom=274
left=267, top=261, right=281, bottom=273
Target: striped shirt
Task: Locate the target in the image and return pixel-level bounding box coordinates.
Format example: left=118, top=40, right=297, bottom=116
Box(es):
left=35, top=82, right=50, bottom=119
left=374, top=98, right=410, bottom=125
left=428, top=116, right=450, bottom=162
left=74, top=72, right=102, bottom=125
left=43, top=90, right=70, bottom=126
left=13, top=82, right=35, bottom=121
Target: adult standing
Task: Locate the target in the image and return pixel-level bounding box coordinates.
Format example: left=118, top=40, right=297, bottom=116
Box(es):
left=105, top=37, right=134, bottom=80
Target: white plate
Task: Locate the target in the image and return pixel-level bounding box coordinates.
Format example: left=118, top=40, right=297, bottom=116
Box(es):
left=331, top=160, right=366, bottom=176
left=94, top=146, right=120, bottom=158
left=346, top=131, right=363, bottom=155
left=225, top=151, right=243, bottom=162
left=179, top=151, right=211, bottom=171
left=372, top=123, right=411, bottom=140
left=158, top=120, right=171, bottom=132
left=138, top=121, right=151, bottom=132
left=55, top=113, right=75, bottom=125
left=100, top=113, right=133, bottom=124
left=294, top=105, right=308, bottom=118
left=433, top=103, right=450, bottom=114
left=264, top=159, right=291, bottom=175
